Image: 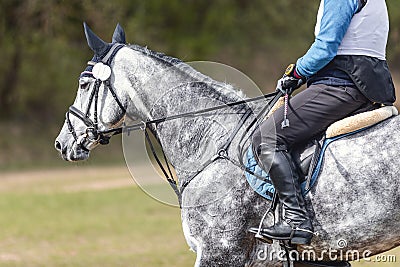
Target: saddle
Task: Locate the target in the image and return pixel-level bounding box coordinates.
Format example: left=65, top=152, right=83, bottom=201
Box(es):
left=245, top=104, right=398, bottom=200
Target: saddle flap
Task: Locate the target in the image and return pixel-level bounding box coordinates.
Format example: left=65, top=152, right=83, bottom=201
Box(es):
left=292, top=138, right=323, bottom=180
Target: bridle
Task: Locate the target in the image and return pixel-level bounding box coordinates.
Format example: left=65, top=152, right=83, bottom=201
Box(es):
left=66, top=43, right=126, bottom=151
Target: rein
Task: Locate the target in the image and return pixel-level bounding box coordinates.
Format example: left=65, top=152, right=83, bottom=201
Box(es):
left=101, top=91, right=279, bottom=136
left=66, top=42, right=282, bottom=206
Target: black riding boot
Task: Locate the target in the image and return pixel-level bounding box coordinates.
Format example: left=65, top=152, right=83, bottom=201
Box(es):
left=251, top=149, right=314, bottom=245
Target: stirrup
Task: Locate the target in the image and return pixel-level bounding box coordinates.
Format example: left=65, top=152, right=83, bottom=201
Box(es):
left=251, top=192, right=278, bottom=243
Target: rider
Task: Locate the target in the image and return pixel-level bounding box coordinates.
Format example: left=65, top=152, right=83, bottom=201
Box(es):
left=250, top=0, right=396, bottom=245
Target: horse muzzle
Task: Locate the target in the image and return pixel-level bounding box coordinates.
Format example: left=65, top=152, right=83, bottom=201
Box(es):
left=54, top=138, right=90, bottom=162
left=76, top=127, right=101, bottom=151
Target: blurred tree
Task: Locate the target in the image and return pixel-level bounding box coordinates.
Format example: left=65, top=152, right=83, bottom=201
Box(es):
left=0, top=0, right=398, bottom=123
left=387, top=0, right=400, bottom=69
left=0, top=0, right=22, bottom=118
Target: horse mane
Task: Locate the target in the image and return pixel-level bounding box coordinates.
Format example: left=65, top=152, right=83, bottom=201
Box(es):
left=128, top=44, right=247, bottom=102
left=129, top=44, right=183, bottom=67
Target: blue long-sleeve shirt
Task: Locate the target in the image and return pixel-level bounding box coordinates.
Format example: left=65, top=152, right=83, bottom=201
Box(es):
left=296, top=0, right=360, bottom=78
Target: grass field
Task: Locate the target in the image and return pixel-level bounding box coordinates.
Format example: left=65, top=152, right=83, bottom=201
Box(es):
left=0, top=166, right=398, bottom=266
left=0, top=166, right=196, bottom=267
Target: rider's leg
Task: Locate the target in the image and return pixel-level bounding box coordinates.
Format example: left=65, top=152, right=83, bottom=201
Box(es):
left=252, top=135, right=314, bottom=244
left=250, top=84, right=372, bottom=244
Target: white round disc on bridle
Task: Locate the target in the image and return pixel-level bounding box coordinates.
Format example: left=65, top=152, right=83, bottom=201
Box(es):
left=92, top=62, right=111, bottom=81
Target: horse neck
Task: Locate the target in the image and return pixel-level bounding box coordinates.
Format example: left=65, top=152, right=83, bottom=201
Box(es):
left=119, top=46, right=247, bottom=176
left=152, top=80, right=247, bottom=178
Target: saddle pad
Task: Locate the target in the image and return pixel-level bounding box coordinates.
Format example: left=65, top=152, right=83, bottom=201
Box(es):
left=326, top=106, right=397, bottom=138
left=244, top=147, right=275, bottom=200
left=244, top=127, right=373, bottom=200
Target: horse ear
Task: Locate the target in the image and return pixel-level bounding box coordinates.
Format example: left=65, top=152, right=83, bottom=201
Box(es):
left=112, top=23, right=126, bottom=44
left=83, top=22, right=110, bottom=56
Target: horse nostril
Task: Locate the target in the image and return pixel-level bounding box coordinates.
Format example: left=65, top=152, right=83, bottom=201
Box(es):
left=55, top=140, right=62, bottom=152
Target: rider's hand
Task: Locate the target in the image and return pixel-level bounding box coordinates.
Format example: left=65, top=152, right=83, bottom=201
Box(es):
left=276, top=64, right=306, bottom=94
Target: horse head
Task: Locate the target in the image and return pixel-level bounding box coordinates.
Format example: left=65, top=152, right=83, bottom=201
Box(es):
left=55, top=23, right=133, bottom=161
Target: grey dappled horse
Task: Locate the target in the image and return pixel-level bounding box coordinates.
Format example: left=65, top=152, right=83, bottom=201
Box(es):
left=55, top=24, right=400, bottom=266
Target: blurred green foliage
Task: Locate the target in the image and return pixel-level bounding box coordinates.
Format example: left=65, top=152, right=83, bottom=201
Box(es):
left=0, top=0, right=399, bottom=124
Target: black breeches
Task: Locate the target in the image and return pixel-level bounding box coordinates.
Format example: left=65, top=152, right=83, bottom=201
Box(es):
left=252, top=84, right=374, bottom=171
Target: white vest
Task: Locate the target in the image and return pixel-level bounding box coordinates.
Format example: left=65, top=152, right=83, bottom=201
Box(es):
left=316, top=0, right=389, bottom=60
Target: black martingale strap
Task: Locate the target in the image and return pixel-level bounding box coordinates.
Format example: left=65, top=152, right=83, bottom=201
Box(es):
left=236, top=91, right=283, bottom=177
left=143, top=126, right=181, bottom=205
left=179, top=92, right=283, bottom=195
left=179, top=153, right=220, bottom=194
left=220, top=108, right=254, bottom=152
left=179, top=108, right=254, bottom=193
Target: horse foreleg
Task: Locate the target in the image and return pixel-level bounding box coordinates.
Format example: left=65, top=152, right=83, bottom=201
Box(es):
left=193, top=242, right=251, bottom=267
left=182, top=218, right=253, bottom=266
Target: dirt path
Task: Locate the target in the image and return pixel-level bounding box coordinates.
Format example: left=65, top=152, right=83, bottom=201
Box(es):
left=0, top=164, right=163, bottom=193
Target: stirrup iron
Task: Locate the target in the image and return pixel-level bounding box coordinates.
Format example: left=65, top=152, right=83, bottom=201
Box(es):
left=254, top=192, right=278, bottom=242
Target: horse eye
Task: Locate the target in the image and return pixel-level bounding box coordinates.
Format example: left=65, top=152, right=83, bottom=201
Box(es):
left=79, top=82, right=90, bottom=90
left=79, top=77, right=93, bottom=90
